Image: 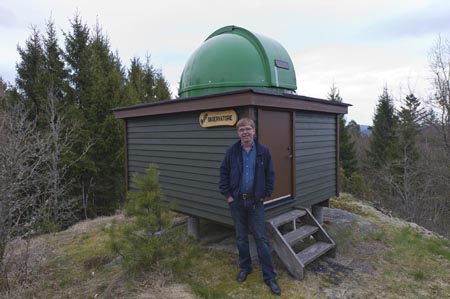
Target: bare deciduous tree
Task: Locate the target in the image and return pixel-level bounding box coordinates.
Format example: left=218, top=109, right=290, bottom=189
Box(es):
left=0, top=102, right=49, bottom=292
left=42, top=92, right=92, bottom=229
left=428, top=35, right=450, bottom=237
left=0, top=93, right=92, bottom=293
left=429, top=35, right=450, bottom=162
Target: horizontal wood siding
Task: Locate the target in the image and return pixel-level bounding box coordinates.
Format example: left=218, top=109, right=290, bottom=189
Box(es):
left=126, top=111, right=238, bottom=225
left=295, top=112, right=336, bottom=206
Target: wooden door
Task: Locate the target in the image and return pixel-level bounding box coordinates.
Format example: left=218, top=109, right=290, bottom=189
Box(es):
left=258, top=109, right=294, bottom=202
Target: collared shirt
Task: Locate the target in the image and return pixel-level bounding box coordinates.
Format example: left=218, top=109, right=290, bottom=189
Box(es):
left=240, top=142, right=256, bottom=194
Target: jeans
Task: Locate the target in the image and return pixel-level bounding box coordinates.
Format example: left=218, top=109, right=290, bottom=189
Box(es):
left=229, top=198, right=276, bottom=283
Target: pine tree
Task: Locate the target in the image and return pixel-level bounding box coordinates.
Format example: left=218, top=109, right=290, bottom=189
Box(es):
left=398, top=93, right=425, bottom=166
left=328, top=83, right=343, bottom=103
left=141, top=55, right=171, bottom=102
left=84, top=22, right=126, bottom=214
left=142, top=55, right=155, bottom=102
left=42, top=18, right=69, bottom=102
left=328, top=84, right=357, bottom=177
left=125, top=57, right=147, bottom=104
left=347, top=120, right=361, bottom=139
left=368, top=87, right=399, bottom=168
left=108, top=163, right=173, bottom=274
left=16, top=20, right=70, bottom=130
left=15, top=26, right=46, bottom=117
left=64, top=18, right=127, bottom=216
left=125, top=55, right=171, bottom=103
left=153, top=69, right=171, bottom=100
left=64, top=13, right=91, bottom=107
left=391, top=93, right=427, bottom=204
left=11, top=13, right=173, bottom=220
left=63, top=14, right=96, bottom=218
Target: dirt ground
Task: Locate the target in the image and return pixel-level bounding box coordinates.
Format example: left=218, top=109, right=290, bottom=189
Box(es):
left=3, top=200, right=449, bottom=299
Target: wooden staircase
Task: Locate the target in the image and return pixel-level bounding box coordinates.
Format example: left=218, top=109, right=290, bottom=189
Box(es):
left=265, top=207, right=336, bottom=280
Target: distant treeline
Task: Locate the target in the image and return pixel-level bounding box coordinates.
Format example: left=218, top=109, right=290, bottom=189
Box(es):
left=330, top=35, right=450, bottom=238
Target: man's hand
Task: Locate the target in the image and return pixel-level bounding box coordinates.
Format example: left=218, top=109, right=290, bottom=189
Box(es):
left=227, top=196, right=234, bottom=203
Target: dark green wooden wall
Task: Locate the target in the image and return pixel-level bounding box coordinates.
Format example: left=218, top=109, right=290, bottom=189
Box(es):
left=127, top=111, right=237, bottom=225
left=295, top=111, right=337, bottom=207
left=126, top=109, right=337, bottom=225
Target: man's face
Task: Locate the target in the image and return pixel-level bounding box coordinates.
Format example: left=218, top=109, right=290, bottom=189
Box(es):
left=238, top=125, right=255, bottom=145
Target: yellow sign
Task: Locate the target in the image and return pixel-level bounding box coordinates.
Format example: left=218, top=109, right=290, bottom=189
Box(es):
left=199, top=110, right=238, bottom=128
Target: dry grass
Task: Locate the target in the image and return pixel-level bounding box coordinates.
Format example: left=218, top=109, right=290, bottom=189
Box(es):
left=2, top=196, right=450, bottom=299
left=2, top=215, right=193, bottom=299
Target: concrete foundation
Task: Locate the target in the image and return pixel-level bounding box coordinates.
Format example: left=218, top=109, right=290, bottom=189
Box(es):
left=187, top=216, right=200, bottom=240
left=312, top=205, right=324, bottom=225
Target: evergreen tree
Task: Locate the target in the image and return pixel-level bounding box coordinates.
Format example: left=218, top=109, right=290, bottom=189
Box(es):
left=15, top=26, right=46, bottom=117
left=141, top=55, right=171, bottom=102
left=328, top=84, right=357, bottom=177
left=84, top=22, right=126, bottom=214
left=340, top=117, right=358, bottom=177
left=153, top=69, right=171, bottom=100
left=11, top=13, right=173, bottom=220
left=64, top=18, right=127, bottom=216
left=328, top=83, right=343, bottom=102
left=368, top=87, right=399, bottom=168
left=16, top=20, right=69, bottom=129
left=109, top=163, right=173, bottom=274
left=347, top=120, right=361, bottom=139
left=64, top=13, right=91, bottom=107
left=125, top=57, right=147, bottom=104
left=63, top=14, right=96, bottom=218
left=12, top=18, right=83, bottom=230
left=391, top=93, right=427, bottom=204
left=142, top=55, right=155, bottom=102
left=398, top=93, right=425, bottom=167
left=125, top=55, right=171, bottom=103
left=42, top=18, right=69, bottom=102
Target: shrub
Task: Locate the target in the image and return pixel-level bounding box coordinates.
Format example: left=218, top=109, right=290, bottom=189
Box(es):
left=108, top=163, right=174, bottom=275
left=347, top=172, right=371, bottom=200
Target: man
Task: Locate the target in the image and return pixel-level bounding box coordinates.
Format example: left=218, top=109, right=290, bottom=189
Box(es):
left=219, top=117, right=281, bottom=296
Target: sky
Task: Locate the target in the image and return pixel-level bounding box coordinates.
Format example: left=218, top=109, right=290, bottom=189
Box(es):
left=1, top=0, right=449, bottom=125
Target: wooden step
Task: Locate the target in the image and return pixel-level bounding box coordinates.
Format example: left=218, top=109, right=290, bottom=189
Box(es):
left=283, top=225, right=319, bottom=245
left=266, top=207, right=336, bottom=280
left=296, top=241, right=334, bottom=266
left=269, top=209, right=306, bottom=227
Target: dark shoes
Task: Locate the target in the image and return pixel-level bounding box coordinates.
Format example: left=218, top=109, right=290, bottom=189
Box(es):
left=236, top=271, right=281, bottom=296
left=236, top=270, right=251, bottom=283
left=266, top=279, right=281, bottom=296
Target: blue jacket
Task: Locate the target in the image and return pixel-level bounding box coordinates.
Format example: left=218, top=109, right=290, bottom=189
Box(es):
left=219, top=140, right=275, bottom=201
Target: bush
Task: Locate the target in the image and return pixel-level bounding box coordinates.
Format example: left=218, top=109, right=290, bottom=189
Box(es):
left=347, top=172, right=371, bottom=200
left=108, top=163, right=175, bottom=275
left=340, top=167, right=371, bottom=200
left=339, top=167, right=349, bottom=193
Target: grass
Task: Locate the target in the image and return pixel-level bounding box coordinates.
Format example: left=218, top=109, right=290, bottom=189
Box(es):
left=330, top=194, right=450, bottom=299
left=367, top=231, right=386, bottom=241
left=3, top=197, right=450, bottom=299
left=330, top=193, right=371, bottom=216
left=3, top=217, right=124, bottom=299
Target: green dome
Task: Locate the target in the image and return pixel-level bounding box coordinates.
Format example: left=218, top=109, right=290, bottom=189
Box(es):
left=178, top=25, right=297, bottom=98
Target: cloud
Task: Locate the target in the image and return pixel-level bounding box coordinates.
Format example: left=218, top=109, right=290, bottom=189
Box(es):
left=0, top=5, right=17, bottom=27
left=0, top=0, right=441, bottom=125
left=290, top=42, right=432, bottom=125
left=368, top=2, right=450, bottom=38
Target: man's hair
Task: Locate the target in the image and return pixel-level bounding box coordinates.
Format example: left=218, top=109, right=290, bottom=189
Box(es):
left=236, top=118, right=255, bottom=130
